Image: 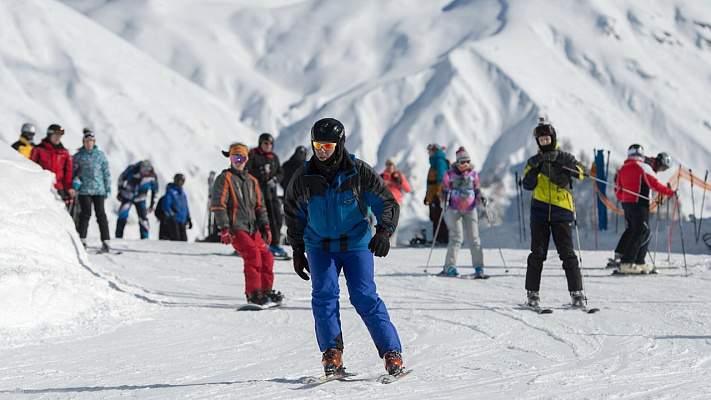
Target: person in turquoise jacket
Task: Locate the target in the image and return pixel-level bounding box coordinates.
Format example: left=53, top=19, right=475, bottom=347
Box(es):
left=72, top=128, right=111, bottom=252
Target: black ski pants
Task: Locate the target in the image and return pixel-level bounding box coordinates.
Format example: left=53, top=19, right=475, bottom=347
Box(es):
left=526, top=220, right=582, bottom=292
left=620, top=202, right=651, bottom=265
left=166, top=217, right=188, bottom=242
left=265, top=197, right=283, bottom=247
left=77, top=195, right=110, bottom=242
left=429, top=198, right=448, bottom=244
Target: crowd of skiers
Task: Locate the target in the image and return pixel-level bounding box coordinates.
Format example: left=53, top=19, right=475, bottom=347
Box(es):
left=10, top=116, right=681, bottom=379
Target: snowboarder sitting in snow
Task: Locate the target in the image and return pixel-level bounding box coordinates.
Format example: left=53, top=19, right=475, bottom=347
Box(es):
left=211, top=143, right=283, bottom=306
left=161, top=173, right=193, bottom=242
left=283, top=118, right=405, bottom=378
left=439, top=147, right=487, bottom=278
left=522, top=119, right=586, bottom=309
left=614, top=144, right=675, bottom=274
left=116, top=160, right=158, bottom=239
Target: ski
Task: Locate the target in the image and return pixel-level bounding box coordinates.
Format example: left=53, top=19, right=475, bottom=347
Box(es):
left=565, top=304, right=600, bottom=314
left=376, top=369, right=413, bottom=384
left=459, top=273, right=490, bottom=280
left=518, top=303, right=553, bottom=314
left=93, top=249, right=122, bottom=255
left=296, top=371, right=358, bottom=389
left=236, top=301, right=282, bottom=311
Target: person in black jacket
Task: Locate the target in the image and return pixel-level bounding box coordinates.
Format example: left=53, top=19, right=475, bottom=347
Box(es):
left=247, top=133, right=285, bottom=256
left=280, top=145, right=308, bottom=191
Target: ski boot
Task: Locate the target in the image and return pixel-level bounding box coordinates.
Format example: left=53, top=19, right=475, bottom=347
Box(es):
left=383, top=350, right=404, bottom=376
left=570, top=291, right=585, bottom=308
left=263, top=288, right=284, bottom=304
left=101, top=241, right=110, bottom=253
left=269, top=246, right=288, bottom=257
left=322, top=348, right=344, bottom=376
left=81, top=238, right=87, bottom=249
left=636, top=263, right=653, bottom=274
left=619, top=263, right=643, bottom=274
left=473, top=266, right=488, bottom=279
left=246, top=289, right=271, bottom=306
left=606, top=253, right=622, bottom=268
left=526, top=290, right=540, bottom=308
left=437, top=266, right=459, bottom=277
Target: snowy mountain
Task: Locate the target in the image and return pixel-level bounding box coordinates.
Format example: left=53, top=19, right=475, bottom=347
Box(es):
left=3, top=0, right=711, bottom=240
left=2, top=1, right=711, bottom=397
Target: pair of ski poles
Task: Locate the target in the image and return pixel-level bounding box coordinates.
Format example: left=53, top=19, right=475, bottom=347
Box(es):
left=423, top=194, right=508, bottom=274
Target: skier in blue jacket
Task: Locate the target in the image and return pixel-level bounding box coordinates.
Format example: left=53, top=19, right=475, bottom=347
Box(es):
left=284, top=118, right=404, bottom=378
left=162, top=173, right=192, bottom=241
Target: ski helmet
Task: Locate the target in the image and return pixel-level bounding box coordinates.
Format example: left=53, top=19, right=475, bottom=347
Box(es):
left=47, top=124, right=64, bottom=136
left=295, top=145, right=307, bottom=155
left=173, top=173, right=186, bottom=185
left=311, top=118, right=345, bottom=145
left=21, top=123, right=35, bottom=138
left=655, top=152, right=672, bottom=171
left=259, top=133, right=274, bottom=144
left=627, top=144, right=644, bottom=158
left=533, top=119, right=556, bottom=152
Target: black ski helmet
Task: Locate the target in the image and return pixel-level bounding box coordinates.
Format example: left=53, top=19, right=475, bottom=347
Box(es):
left=533, top=118, right=556, bottom=151
left=259, top=132, right=274, bottom=144
left=47, top=124, right=64, bottom=136
left=21, top=123, right=35, bottom=139
left=295, top=145, right=307, bottom=155
left=311, top=118, right=345, bottom=145
left=173, top=173, right=186, bottom=185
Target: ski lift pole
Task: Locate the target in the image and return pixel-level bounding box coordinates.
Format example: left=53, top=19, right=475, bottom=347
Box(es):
left=689, top=169, right=698, bottom=242
left=424, top=193, right=450, bottom=274
left=697, top=170, right=709, bottom=243
left=482, top=202, right=508, bottom=273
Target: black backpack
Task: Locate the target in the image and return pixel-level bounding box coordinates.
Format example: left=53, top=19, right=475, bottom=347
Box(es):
left=154, top=196, right=165, bottom=221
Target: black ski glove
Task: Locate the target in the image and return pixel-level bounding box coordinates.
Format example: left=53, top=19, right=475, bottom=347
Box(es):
left=292, top=244, right=310, bottom=281
left=528, top=154, right=544, bottom=169
left=391, top=172, right=402, bottom=185
left=368, top=224, right=392, bottom=257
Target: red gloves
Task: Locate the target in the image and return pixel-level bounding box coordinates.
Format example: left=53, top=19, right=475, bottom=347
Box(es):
left=220, top=229, right=233, bottom=245
left=262, top=225, right=272, bottom=246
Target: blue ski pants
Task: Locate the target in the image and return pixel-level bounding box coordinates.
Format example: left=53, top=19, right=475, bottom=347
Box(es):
left=307, top=249, right=401, bottom=358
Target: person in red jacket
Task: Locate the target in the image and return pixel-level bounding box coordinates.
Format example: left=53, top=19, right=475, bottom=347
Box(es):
left=380, top=158, right=411, bottom=247
left=614, top=144, right=675, bottom=274
left=30, top=124, right=75, bottom=205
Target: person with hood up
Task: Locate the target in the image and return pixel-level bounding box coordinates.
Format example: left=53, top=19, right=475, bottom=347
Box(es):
left=280, top=145, right=308, bottom=191
left=424, top=143, right=449, bottom=244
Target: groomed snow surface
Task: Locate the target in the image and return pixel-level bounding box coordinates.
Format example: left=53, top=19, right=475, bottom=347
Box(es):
left=1, top=147, right=710, bottom=399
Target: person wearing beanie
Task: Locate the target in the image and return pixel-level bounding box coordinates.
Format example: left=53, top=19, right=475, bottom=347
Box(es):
left=280, top=145, right=308, bottom=191
left=439, top=147, right=487, bottom=278
left=380, top=158, right=411, bottom=247
left=11, top=123, right=36, bottom=158
left=30, top=124, right=75, bottom=204
left=614, top=144, right=675, bottom=274
left=246, top=133, right=286, bottom=258
left=522, top=119, right=586, bottom=309
left=72, top=128, right=112, bottom=252
left=161, top=173, right=192, bottom=242
left=212, top=142, right=282, bottom=307
left=283, top=118, right=405, bottom=378
left=116, top=159, right=158, bottom=239
left=424, top=143, right=449, bottom=244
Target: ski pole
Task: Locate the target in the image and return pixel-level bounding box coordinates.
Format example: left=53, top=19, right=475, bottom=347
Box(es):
left=424, top=193, right=449, bottom=274
left=519, top=175, right=526, bottom=241
left=482, top=202, right=508, bottom=273
left=697, top=170, right=708, bottom=243
left=568, top=182, right=589, bottom=307
left=561, top=166, right=653, bottom=201
left=674, top=192, right=688, bottom=276
left=689, top=169, right=698, bottom=242
left=652, top=198, right=662, bottom=269
left=515, top=171, right=522, bottom=242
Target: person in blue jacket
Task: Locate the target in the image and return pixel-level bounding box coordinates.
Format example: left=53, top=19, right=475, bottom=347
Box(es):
left=116, top=160, right=158, bottom=239
left=283, top=118, right=404, bottom=378
left=162, top=173, right=192, bottom=241
left=72, top=129, right=111, bottom=251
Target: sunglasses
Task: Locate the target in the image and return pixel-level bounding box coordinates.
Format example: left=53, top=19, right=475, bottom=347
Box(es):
left=533, top=125, right=554, bottom=137
left=312, top=142, right=337, bottom=150
left=231, top=154, right=247, bottom=163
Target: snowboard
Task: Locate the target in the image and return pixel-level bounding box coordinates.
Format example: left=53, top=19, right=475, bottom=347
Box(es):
left=296, top=371, right=358, bottom=389
left=236, top=301, right=282, bottom=311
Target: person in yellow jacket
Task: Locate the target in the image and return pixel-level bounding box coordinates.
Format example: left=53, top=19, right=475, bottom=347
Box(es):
left=424, top=143, right=449, bottom=244
left=11, top=123, right=36, bottom=158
